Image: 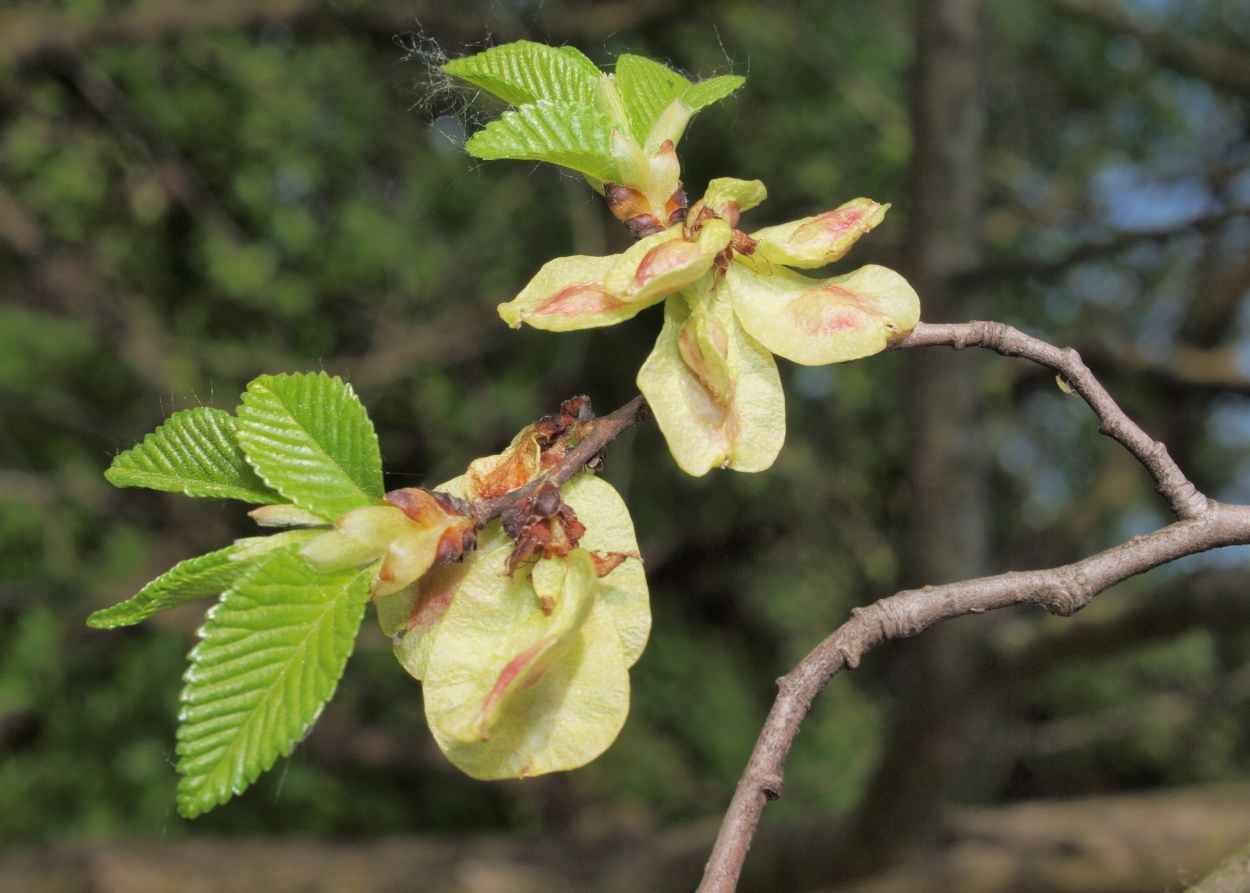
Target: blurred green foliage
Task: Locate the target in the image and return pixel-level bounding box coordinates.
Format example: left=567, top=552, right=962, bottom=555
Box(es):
left=2, top=0, right=1250, bottom=846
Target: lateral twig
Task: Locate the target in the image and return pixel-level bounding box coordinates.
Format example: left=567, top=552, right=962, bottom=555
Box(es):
left=696, top=320, right=1243, bottom=893
left=471, top=394, right=651, bottom=525
left=455, top=323, right=1244, bottom=893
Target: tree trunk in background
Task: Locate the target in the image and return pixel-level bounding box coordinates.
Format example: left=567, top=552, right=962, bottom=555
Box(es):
left=833, top=0, right=991, bottom=879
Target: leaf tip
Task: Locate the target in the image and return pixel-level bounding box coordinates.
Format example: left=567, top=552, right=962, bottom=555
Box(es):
left=84, top=611, right=112, bottom=629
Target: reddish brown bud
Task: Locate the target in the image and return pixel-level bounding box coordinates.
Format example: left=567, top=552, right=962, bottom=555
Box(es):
left=605, top=183, right=650, bottom=222
left=559, top=396, right=595, bottom=423
left=666, top=187, right=688, bottom=226
left=625, top=215, right=664, bottom=239
left=384, top=487, right=470, bottom=526
left=431, top=489, right=473, bottom=517
left=500, top=482, right=587, bottom=574
left=605, top=183, right=666, bottom=239
left=434, top=524, right=477, bottom=566
left=532, top=481, right=562, bottom=518
left=531, top=397, right=596, bottom=470
left=556, top=506, right=586, bottom=546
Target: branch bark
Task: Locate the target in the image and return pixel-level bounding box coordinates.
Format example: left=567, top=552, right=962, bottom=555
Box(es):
left=897, top=322, right=1207, bottom=519
left=471, top=395, right=651, bottom=525
left=696, top=320, right=1241, bottom=893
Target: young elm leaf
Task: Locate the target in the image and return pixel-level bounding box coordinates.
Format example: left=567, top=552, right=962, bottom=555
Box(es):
left=86, top=543, right=257, bottom=629
left=236, top=372, right=383, bottom=521
left=175, top=548, right=373, bottom=818
left=614, top=54, right=692, bottom=144
left=464, top=101, right=618, bottom=182
left=555, top=45, right=603, bottom=78
left=442, top=40, right=602, bottom=108
left=105, top=407, right=283, bottom=503
left=681, top=75, right=746, bottom=114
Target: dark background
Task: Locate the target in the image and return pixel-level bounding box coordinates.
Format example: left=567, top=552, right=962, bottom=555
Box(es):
left=2, top=0, right=1250, bottom=890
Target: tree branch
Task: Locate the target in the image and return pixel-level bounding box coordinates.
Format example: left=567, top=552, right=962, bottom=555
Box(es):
left=696, top=320, right=1247, bottom=892
left=471, top=395, right=651, bottom=525
left=893, top=321, right=1207, bottom=519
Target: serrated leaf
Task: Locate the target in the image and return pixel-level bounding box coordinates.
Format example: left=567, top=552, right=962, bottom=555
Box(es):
left=106, top=407, right=283, bottom=503
left=556, top=45, right=603, bottom=78
left=681, top=75, right=745, bottom=113
left=175, top=549, right=372, bottom=818
left=443, top=41, right=602, bottom=108
left=236, top=372, right=383, bottom=521
left=614, top=55, right=692, bottom=143
left=87, top=544, right=256, bottom=629
left=464, top=101, right=617, bottom=182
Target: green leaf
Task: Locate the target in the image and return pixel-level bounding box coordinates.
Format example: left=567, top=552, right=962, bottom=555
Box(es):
left=443, top=41, right=602, bottom=108
left=556, top=45, right=603, bottom=79
left=87, top=544, right=256, bottom=629
left=682, top=75, right=745, bottom=113
left=614, top=55, right=692, bottom=143
left=464, top=101, right=617, bottom=182
left=236, top=372, right=383, bottom=521
left=175, top=549, right=373, bottom=818
left=105, top=407, right=283, bottom=503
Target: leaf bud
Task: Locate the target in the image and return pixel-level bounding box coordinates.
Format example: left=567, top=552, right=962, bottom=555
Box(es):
left=300, top=489, right=477, bottom=597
